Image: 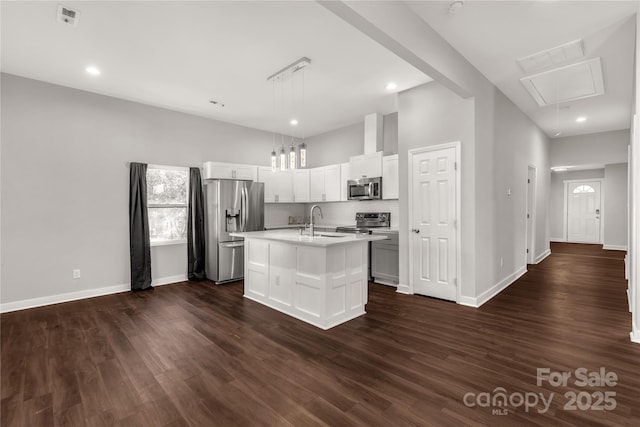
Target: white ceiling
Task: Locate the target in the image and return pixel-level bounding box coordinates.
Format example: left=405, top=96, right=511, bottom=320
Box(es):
left=0, top=1, right=431, bottom=138
left=407, top=1, right=638, bottom=139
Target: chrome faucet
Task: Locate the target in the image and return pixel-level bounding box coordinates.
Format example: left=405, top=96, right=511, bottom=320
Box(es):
left=309, top=205, right=323, bottom=237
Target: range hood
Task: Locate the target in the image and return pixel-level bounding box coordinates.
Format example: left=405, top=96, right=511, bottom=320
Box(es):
left=364, top=113, right=383, bottom=154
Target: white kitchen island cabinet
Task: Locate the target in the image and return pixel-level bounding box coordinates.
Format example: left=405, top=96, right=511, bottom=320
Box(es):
left=230, top=230, right=387, bottom=330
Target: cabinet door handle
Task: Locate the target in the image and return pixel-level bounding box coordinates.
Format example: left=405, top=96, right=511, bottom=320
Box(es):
left=412, top=228, right=420, bottom=234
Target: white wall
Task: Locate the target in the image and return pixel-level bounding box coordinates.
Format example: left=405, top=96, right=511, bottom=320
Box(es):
left=551, top=129, right=629, bottom=169
left=305, top=112, right=398, bottom=168
left=604, top=163, right=629, bottom=249
left=0, top=73, right=285, bottom=307
left=549, top=169, right=605, bottom=241
left=324, top=2, right=551, bottom=304
left=397, top=81, right=477, bottom=298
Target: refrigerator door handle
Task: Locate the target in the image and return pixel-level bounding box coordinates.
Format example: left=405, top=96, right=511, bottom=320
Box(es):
left=241, top=185, right=248, bottom=231
left=220, top=241, right=244, bottom=248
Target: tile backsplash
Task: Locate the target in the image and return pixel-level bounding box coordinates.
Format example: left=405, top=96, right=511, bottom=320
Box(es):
left=304, top=200, right=400, bottom=227
left=264, top=200, right=400, bottom=228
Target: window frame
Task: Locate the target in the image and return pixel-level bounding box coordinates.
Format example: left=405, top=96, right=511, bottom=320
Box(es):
left=147, top=164, right=190, bottom=247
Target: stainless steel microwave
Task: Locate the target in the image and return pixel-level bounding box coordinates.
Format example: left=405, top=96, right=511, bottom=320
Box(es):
left=347, top=177, right=382, bottom=200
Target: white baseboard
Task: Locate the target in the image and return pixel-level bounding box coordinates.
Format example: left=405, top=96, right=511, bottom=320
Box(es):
left=396, top=283, right=411, bottom=294
left=458, top=266, right=528, bottom=308
left=603, top=244, right=628, bottom=251
left=550, top=237, right=566, bottom=242
left=153, top=274, right=188, bottom=286
left=534, top=249, right=551, bottom=264
left=0, top=274, right=189, bottom=313
left=458, top=295, right=477, bottom=307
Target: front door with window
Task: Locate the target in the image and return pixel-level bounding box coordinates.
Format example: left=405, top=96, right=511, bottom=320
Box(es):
left=567, top=181, right=601, bottom=243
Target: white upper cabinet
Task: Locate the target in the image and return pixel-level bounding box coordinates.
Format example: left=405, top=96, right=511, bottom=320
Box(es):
left=258, top=167, right=293, bottom=203
left=382, top=154, right=399, bottom=200
left=275, top=170, right=293, bottom=203
left=309, top=168, right=325, bottom=202
left=349, top=152, right=383, bottom=179
left=340, top=163, right=350, bottom=202
left=324, top=164, right=341, bottom=202
left=258, top=167, right=277, bottom=202
left=203, top=161, right=257, bottom=181
left=293, top=169, right=310, bottom=203
left=309, top=165, right=341, bottom=202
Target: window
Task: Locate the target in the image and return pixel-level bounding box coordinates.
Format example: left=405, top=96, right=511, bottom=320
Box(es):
left=147, top=165, right=189, bottom=245
left=573, top=185, right=595, bottom=194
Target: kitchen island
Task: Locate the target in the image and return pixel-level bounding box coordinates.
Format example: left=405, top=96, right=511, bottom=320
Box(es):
left=230, top=230, right=387, bottom=329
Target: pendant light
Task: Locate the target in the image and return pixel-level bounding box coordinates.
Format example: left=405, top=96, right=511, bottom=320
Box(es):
left=298, top=68, right=307, bottom=168
left=280, top=144, right=287, bottom=171
left=553, top=78, right=562, bottom=137
left=266, top=57, right=311, bottom=169
left=289, top=73, right=297, bottom=169
left=271, top=80, right=278, bottom=171
left=289, top=142, right=297, bottom=169
left=299, top=142, right=307, bottom=168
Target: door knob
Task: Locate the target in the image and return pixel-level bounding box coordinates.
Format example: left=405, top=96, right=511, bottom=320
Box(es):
left=412, top=228, right=420, bottom=234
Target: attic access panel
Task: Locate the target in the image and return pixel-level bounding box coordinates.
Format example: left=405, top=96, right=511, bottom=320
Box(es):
left=520, top=58, right=604, bottom=106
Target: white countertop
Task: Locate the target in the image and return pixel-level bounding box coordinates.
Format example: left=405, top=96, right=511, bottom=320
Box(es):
left=264, top=223, right=350, bottom=231
left=230, top=229, right=388, bottom=247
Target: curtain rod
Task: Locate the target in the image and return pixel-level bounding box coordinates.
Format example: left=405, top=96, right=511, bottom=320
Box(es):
left=125, top=162, right=194, bottom=170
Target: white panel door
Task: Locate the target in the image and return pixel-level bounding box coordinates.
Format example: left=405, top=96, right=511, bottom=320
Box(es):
left=567, top=181, right=601, bottom=243
left=411, top=147, right=457, bottom=301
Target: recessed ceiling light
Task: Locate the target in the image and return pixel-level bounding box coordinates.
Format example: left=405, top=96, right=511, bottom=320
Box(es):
left=290, top=119, right=298, bottom=125
left=576, top=116, right=587, bottom=122
left=385, top=82, right=397, bottom=91
left=85, top=66, right=101, bottom=76
left=553, top=168, right=568, bottom=172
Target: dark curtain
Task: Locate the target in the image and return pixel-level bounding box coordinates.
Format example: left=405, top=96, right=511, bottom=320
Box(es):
left=188, top=167, right=206, bottom=280
left=129, top=162, right=152, bottom=291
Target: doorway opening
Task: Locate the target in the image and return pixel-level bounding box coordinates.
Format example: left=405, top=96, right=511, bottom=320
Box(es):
left=526, top=166, right=537, bottom=264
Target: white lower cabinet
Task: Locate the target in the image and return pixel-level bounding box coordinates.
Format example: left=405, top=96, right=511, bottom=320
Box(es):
left=371, top=233, right=399, bottom=285
left=243, top=239, right=368, bottom=330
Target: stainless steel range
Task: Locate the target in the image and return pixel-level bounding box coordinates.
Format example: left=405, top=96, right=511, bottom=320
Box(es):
left=337, top=212, right=398, bottom=286
left=336, top=212, right=391, bottom=234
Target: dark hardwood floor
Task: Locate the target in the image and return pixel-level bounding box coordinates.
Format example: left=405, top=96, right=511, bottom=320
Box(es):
left=2, top=242, right=639, bottom=426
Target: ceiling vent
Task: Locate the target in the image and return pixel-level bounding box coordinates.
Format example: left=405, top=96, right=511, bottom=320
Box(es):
left=57, top=5, right=80, bottom=27
left=520, top=58, right=604, bottom=106
left=517, top=39, right=584, bottom=73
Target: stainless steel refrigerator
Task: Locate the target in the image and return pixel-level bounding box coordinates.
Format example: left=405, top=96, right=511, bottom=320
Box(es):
left=204, top=180, right=264, bottom=284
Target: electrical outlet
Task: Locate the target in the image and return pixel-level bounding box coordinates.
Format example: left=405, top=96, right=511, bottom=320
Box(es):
left=72, top=269, right=81, bottom=279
